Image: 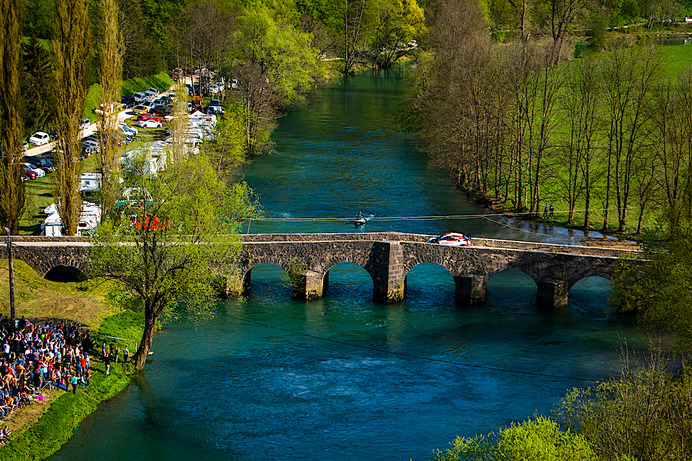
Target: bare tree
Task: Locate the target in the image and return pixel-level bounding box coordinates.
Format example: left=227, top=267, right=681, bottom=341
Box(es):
left=0, top=0, right=26, bottom=233
left=602, top=46, right=662, bottom=232
left=651, top=71, right=692, bottom=211
left=342, top=0, right=368, bottom=75
left=558, top=55, right=602, bottom=226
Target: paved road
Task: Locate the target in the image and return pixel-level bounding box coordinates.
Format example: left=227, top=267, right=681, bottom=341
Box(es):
left=24, top=107, right=138, bottom=157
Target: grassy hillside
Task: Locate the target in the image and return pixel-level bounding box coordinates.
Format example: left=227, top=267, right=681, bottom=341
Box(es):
left=0, top=259, right=119, bottom=328
left=84, top=72, right=175, bottom=121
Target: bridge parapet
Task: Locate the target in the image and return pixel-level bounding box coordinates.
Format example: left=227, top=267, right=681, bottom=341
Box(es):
left=3, top=232, right=641, bottom=309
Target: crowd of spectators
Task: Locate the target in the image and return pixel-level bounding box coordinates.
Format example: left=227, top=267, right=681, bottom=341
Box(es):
left=0, top=315, right=97, bottom=443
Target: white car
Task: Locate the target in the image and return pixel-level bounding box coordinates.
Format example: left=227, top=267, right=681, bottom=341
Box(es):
left=133, top=92, right=147, bottom=103
left=144, top=87, right=159, bottom=98
left=22, top=163, right=45, bottom=178
left=136, top=119, right=162, bottom=129
left=120, top=124, right=138, bottom=136
left=29, top=131, right=50, bottom=146
left=427, top=232, right=471, bottom=247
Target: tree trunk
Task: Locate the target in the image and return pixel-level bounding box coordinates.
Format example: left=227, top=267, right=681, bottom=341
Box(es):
left=133, top=311, right=157, bottom=371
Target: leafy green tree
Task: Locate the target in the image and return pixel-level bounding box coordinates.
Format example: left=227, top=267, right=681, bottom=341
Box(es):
left=228, top=0, right=323, bottom=154
left=21, top=38, right=53, bottom=136
left=367, top=0, right=426, bottom=68
left=203, top=104, right=247, bottom=175
left=98, top=0, right=124, bottom=220
left=52, top=0, right=91, bottom=235
left=0, top=0, right=26, bottom=233
left=88, top=154, right=256, bottom=371
left=235, top=0, right=322, bottom=106
left=612, top=209, right=692, bottom=345
left=431, top=416, right=597, bottom=461
left=557, top=348, right=692, bottom=461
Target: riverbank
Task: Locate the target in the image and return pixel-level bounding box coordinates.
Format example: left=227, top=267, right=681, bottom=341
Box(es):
left=0, top=260, right=143, bottom=460
left=460, top=186, right=644, bottom=249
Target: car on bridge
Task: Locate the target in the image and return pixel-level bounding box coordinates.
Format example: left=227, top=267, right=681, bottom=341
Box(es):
left=427, top=232, right=471, bottom=247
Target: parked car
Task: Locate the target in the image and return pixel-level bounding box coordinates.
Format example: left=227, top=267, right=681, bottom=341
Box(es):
left=23, top=162, right=45, bottom=178
left=120, top=124, right=138, bottom=137
left=24, top=156, right=54, bottom=172
left=427, top=232, right=471, bottom=247
left=82, top=139, right=101, bottom=152
left=131, top=105, right=148, bottom=115
left=136, top=119, right=162, bottom=129
left=121, top=95, right=135, bottom=108
left=133, top=92, right=147, bottom=103
left=38, top=157, right=56, bottom=171
left=144, top=87, right=159, bottom=98
left=29, top=131, right=50, bottom=146
left=206, top=103, right=223, bottom=115
left=22, top=165, right=38, bottom=179
left=141, top=101, right=157, bottom=111
left=150, top=105, right=172, bottom=116
left=138, top=113, right=163, bottom=123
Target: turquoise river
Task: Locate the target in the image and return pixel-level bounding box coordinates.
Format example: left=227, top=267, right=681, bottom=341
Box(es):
left=50, top=68, right=647, bottom=461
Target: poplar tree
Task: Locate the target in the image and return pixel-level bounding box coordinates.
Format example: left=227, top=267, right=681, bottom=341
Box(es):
left=52, top=0, right=91, bottom=235
left=0, top=0, right=26, bottom=233
left=98, top=0, right=124, bottom=220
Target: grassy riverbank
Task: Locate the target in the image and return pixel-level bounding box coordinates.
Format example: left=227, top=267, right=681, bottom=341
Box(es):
left=0, top=260, right=143, bottom=460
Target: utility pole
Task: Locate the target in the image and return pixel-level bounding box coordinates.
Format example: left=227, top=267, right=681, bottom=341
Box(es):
left=4, top=228, right=14, bottom=323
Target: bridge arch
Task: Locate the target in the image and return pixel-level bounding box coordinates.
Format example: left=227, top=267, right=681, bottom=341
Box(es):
left=44, top=265, right=87, bottom=282
left=240, top=263, right=291, bottom=297
left=568, top=276, right=613, bottom=312
left=404, top=262, right=455, bottom=305
left=323, top=262, right=374, bottom=300
left=567, top=270, right=613, bottom=290
left=486, top=269, right=538, bottom=306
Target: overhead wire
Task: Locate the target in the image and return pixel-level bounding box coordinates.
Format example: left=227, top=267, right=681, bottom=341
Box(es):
left=239, top=209, right=607, bottom=237
left=226, top=313, right=600, bottom=384
left=240, top=208, right=606, bottom=223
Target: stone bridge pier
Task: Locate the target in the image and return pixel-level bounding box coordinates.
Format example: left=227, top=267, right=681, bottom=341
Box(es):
left=453, top=276, right=568, bottom=309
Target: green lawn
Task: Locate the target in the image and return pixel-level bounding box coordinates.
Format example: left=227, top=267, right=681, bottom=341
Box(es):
left=659, top=44, right=692, bottom=78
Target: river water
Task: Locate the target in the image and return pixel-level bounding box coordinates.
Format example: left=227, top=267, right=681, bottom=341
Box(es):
left=51, top=68, right=646, bottom=461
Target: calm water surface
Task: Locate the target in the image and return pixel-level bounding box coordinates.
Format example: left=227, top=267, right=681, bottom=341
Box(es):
left=51, top=68, right=644, bottom=461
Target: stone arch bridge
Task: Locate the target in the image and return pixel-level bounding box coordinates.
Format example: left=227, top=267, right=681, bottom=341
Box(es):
left=2, top=232, right=641, bottom=309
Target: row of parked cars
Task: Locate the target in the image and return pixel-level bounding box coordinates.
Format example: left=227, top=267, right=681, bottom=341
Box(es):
left=21, top=152, right=55, bottom=181
left=81, top=124, right=139, bottom=157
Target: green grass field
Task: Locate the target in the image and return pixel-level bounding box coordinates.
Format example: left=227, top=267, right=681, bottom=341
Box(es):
left=659, top=43, right=692, bottom=78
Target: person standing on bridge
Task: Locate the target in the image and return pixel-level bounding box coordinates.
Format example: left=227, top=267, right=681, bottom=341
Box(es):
left=549, top=204, right=554, bottom=219
left=543, top=204, right=549, bottom=218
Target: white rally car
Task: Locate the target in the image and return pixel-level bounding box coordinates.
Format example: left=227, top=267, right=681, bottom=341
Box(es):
left=427, top=232, right=471, bottom=247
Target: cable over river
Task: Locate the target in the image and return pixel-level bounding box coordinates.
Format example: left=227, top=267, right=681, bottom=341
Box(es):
left=50, top=68, right=648, bottom=461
